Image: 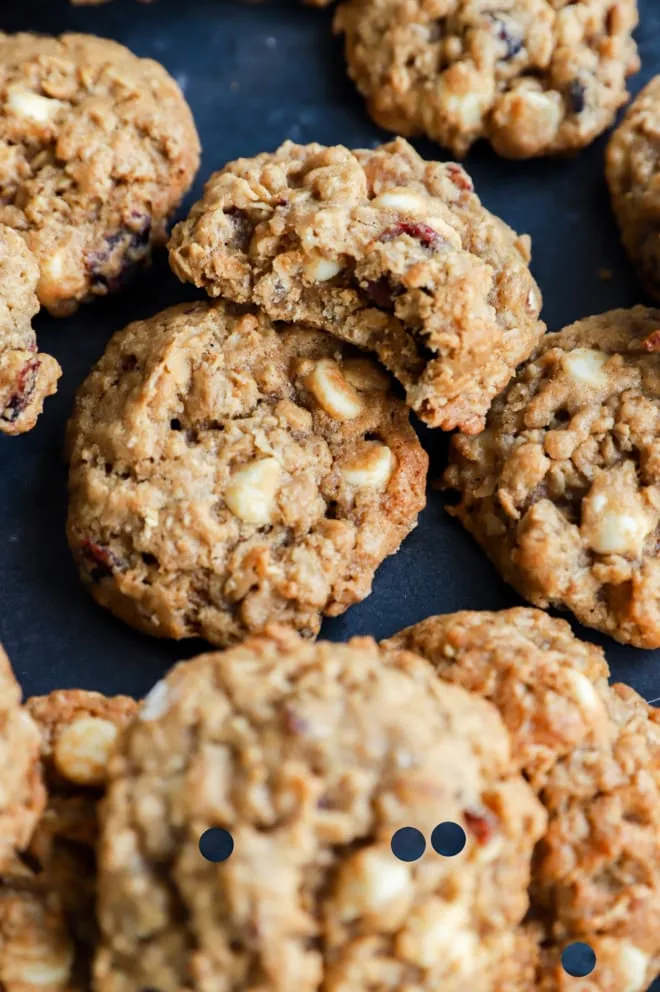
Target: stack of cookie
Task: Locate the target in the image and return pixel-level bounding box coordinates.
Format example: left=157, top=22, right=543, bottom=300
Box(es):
left=1, top=0, right=660, bottom=989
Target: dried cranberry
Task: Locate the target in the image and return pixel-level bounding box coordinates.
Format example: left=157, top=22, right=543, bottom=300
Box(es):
left=492, top=18, right=523, bottom=60
left=643, top=329, right=660, bottom=352
left=283, top=706, right=310, bottom=734
left=463, top=808, right=498, bottom=846
left=88, top=220, right=153, bottom=291
left=364, top=276, right=402, bottom=309
left=121, top=354, right=138, bottom=372
left=380, top=221, right=443, bottom=250
left=224, top=208, right=253, bottom=252
left=1, top=358, right=39, bottom=423
left=80, top=540, right=121, bottom=583
left=568, top=80, right=587, bottom=115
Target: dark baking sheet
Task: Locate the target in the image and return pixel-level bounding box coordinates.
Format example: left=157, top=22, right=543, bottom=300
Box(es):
left=1, top=0, right=659, bottom=984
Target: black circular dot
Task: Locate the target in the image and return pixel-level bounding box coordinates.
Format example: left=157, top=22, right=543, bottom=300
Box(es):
left=431, top=821, right=467, bottom=857
left=199, top=827, right=234, bottom=863
left=561, top=942, right=597, bottom=978
left=390, top=826, right=426, bottom=862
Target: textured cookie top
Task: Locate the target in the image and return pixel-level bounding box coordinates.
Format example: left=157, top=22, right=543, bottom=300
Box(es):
left=445, top=306, right=660, bottom=648
left=335, top=0, right=640, bottom=159
left=384, top=607, right=610, bottom=789
left=607, top=75, right=660, bottom=303
left=169, top=138, right=544, bottom=432
left=0, top=225, right=60, bottom=434
left=384, top=608, right=660, bottom=991
left=0, top=690, right=139, bottom=992
left=0, top=32, right=200, bottom=316
left=95, top=627, right=545, bottom=992
left=66, top=300, right=427, bottom=647
left=0, top=646, right=44, bottom=870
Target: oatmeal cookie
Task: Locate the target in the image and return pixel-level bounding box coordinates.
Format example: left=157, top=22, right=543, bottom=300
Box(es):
left=94, top=626, right=545, bottom=992
left=0, top=690, right=137, bottom=992
left=0, top=646, right=44, bottom=870
left=0, top=32, right=199, bottom=316
left=66, top=300, right=427, bottom=646
left=334, top=0, right=640, bottom=159
left=607, top=76, right=660, bottom=303
left=444, top=306, right=660, bottom=648
left=384, top=609, right=660, bottom=991
left=0, top=225, right=60, bottom=434
left=168, top=138, right=544, bottom=432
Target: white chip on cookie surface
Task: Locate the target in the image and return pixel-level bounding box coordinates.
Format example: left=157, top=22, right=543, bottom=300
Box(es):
left=306, top=359, right=364, bottom=421
left=371, top=187, right=428, bottom=213
left=562, top=348, right=609, bottom=387
left=140, top=680, right=172, bottom=722
left=225, top=456, right=282, bottom=525
left=341, top=442, right=396, bottom=489
left=581, top=466, right=654, bottom=558
left=7, top=85, right=64, bottom=124
left=303, top=255, right=342, bottom=282
left=53, top=715, right=119, bottom=787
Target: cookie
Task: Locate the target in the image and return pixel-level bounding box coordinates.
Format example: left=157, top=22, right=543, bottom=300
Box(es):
left=334, top=0, right=640, bottom=159
left=0, top=32, right=200, bottom=316
left=0, top=225, right=60, bottom=435
left=607, top=76, right=660, bottom=303
left=94, top=626, right=545, bottom=992
left=66, top=300, right=427, bottom=646
left=444, top=306, right=660, bottom=648
left=384, top=608, right=660, bottom=992
left=168, top=138, right=544, bottom=432
left=0, top=690, right=137, bottom=992
left=0, top=645, right=44, bottom=870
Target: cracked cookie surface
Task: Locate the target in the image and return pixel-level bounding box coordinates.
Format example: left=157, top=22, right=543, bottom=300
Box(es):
left=66, top=300, right=427, bottom=646
left=0, top=32, right=199, bottom=316
left=384, top=608, right=660, bottom=992
left=607, top=75, right=660, bottom=303
left=94, top=626, right=545, bottom=992
left=444, top=307, right=660, bottom=648
left=335, top=0, right=639, bottom=159
left=0, top=690, right=137, bottom=992
left=0, top=225, right=60, bottom=434
left=168, top=138, right=544, bottom=432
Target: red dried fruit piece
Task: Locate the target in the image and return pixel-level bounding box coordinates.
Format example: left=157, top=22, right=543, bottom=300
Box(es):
left=463, top=808, right=498, bottom=845
left=1, top=358, right=40, bottom=423
left=446, top=163, right=474, bottom=192
left=380, top=221, right=444, bottom=250
left=80, top=540, right=121, bottom=581
left=643, top=329, right=660, bottom=351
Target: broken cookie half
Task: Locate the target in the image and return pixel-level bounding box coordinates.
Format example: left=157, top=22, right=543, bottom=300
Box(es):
left=0, top=226, right=60, bottom=435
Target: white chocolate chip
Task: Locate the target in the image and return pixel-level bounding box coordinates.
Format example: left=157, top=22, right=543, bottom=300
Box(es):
left=140, top=680, right=171, bottom=721
left=343, top=357, right=390, bottom=392
left=397, top=901, right=477, bottom=972
left=615, top=943, right=650, bottom=992
left=371, top=187, right=428, bottom=213
left=2, top=938, right=74, bottom=989
left=335, top=848, right=412, bottom=920
left=341, top=443, right=396, bottom=490
left=581, top=465, right=655, bottom=558
left=564, top=669, right=605, bottom=717
left=225, top=457, right=281, bottom=524
left=7, top=86, right=64, bottom=124
left=54, top=716, right=119, bottom=786
left=303, top=255, right=342, bottom=282
left=563, top=348, right=609, bottom=387
left=306, top=360, right=363, bottom=421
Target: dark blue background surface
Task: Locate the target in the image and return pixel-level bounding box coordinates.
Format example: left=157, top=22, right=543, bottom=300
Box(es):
left=0, top=2, right=659, bottom=984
